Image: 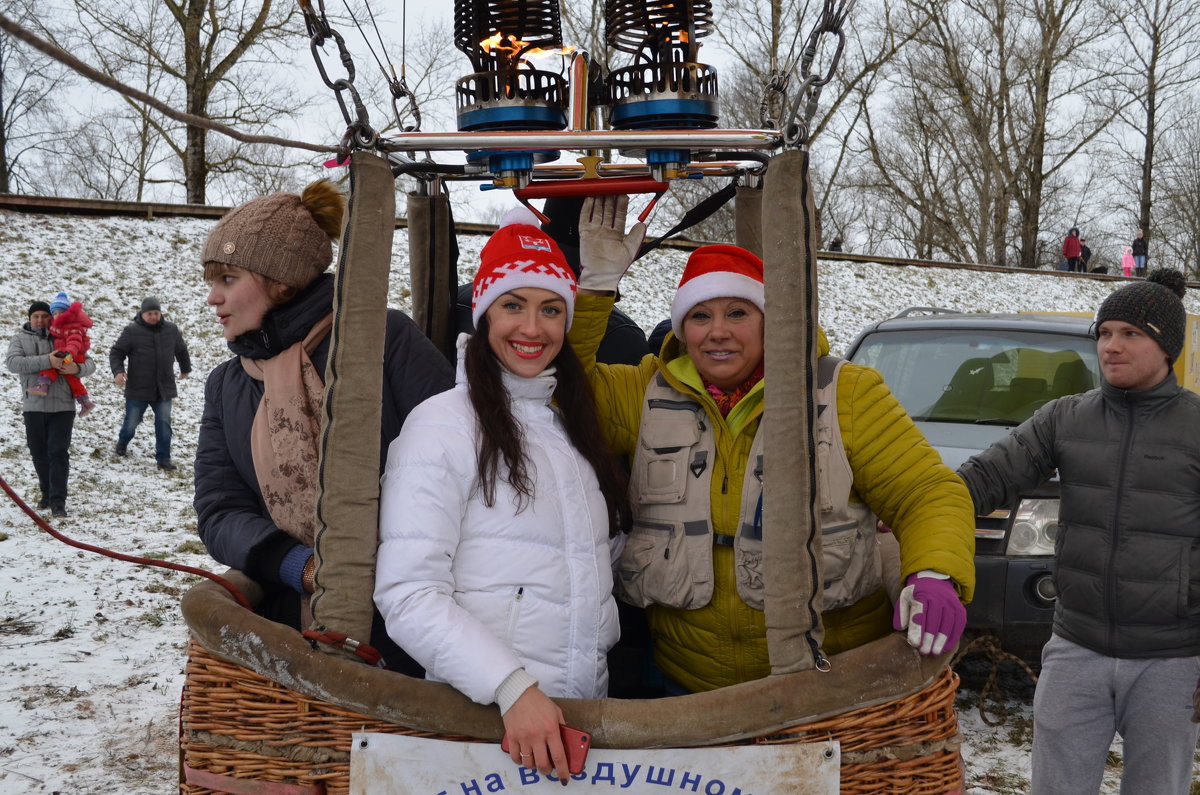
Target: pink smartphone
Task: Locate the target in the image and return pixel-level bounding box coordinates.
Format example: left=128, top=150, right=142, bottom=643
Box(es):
left=501, top=725, right=592, bottom=775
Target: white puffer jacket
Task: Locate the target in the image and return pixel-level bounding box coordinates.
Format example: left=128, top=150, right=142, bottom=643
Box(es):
left=374, top=341, right=620, bottom=706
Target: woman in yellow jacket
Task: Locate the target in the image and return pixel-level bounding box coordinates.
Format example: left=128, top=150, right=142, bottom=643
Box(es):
left=572, top=196, right=976, bottom=693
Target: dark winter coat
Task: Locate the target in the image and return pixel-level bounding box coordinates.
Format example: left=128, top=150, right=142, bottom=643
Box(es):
left=1062, top=231, right=1082, bottom=259
left=958, top=373, right=1200, bottom=659
left=194, top=273, right=454, bottom=586
left=1131, top=236, right=1148, bottom=257
left=109, top=313, right=191, bottom=401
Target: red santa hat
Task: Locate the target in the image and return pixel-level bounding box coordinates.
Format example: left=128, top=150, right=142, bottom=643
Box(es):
left=472, top=207, right=577, bottom=329
left=671, top=244, right=765, bottom=336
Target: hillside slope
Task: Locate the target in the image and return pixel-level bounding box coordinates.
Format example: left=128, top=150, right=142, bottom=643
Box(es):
left=0, top=210, right=1187, bottom=793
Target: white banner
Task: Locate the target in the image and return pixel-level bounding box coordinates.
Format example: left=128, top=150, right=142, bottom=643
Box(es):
left=349, top=731, right=839, bottom=794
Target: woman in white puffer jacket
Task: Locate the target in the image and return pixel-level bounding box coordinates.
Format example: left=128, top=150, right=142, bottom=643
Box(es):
left=374, top=215, right=629, bottom=782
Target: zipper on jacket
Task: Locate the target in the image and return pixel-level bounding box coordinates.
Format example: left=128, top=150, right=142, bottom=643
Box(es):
left=806, top=632, right=831, bottom=672
left=1106, top=397, right=1135, bottom=654
left=721, top=475, right=728, bottom=494
left=506, top=587, right=525, bottom=643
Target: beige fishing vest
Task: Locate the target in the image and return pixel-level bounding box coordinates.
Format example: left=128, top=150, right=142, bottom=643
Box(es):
left=619, top=357, right=883, bottom=613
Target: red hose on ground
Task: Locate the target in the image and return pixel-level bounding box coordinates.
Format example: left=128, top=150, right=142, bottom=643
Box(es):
left=0, top=472, right=252, bottom=611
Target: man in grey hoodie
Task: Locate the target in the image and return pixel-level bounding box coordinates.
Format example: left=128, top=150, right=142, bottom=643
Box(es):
left=6, top=300, right=97, bottom=516
left=958, top=269, right=1200, bottom=794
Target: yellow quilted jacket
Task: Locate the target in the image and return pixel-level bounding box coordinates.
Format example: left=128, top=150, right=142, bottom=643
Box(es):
left=570, top=295, right=976, bottom=692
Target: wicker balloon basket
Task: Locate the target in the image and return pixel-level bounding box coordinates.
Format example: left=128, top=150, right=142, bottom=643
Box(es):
left=179, top=639, right=963, bottom=794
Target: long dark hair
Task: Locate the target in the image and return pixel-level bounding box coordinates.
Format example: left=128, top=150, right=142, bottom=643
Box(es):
left=465, top=318, right=631, bottom=537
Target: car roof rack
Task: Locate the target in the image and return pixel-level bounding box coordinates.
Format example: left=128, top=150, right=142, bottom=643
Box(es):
left=893, top=306, right=963, bottom=318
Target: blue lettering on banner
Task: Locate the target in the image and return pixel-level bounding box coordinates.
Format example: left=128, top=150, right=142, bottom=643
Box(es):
left=646, top=766, right=676, bottom=786
left=621, top=764, right=642, bottom=788
left=705, top=779, right=726, bottom=795
left=591, top=763, right=617, bottom=785
left=679, top=771, right=702, bottom=791
left=461, top=779, right=482, bottom=795
left=483, top=772, right=505, bottom=792
left=518, top=768, right=540, bottom=785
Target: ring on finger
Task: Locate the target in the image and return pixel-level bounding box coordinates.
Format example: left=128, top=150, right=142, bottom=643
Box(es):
left=519, top=752, right=531, bottom=758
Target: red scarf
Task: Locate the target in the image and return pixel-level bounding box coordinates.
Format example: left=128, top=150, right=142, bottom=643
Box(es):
left=704, top=361, right=765, bottom=417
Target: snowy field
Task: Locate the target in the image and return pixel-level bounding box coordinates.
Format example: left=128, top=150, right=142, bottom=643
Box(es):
left=0, top=209, right=1196, bottom=793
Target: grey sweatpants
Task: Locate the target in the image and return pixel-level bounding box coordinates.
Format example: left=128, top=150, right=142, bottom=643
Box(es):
left=1031, top=633, right=1199, bottom=794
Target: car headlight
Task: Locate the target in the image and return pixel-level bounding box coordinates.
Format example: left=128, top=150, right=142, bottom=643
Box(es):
left=1005, top=498, right=1059, bottom=556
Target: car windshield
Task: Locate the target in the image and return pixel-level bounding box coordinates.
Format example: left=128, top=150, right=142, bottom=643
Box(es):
left=851, top=327, right=1101, bottom=425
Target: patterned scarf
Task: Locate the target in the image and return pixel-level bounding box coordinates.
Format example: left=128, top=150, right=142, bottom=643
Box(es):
left=241, top=313, right=332, bottom=546
left=704, top=360, right=766, bottom=417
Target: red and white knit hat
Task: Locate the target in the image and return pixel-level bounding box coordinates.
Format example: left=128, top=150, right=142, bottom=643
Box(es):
left=671, top=244, right=765, bottom=336
left=473, top=211, right=578, bottom=329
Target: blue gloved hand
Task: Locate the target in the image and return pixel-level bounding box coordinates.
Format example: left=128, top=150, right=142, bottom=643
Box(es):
left=892, top=571, right=966, bottom=656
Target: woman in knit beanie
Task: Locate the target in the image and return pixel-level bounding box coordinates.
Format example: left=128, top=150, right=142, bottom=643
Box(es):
left=374, top=212, right=630, bottom=780
left=193, top=180, right=453, bottom=668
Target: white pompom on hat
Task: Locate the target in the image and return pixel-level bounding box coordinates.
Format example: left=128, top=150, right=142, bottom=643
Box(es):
left=472, top=211, right=577, bottom=329
left=670, top=244, right=765, bottom=336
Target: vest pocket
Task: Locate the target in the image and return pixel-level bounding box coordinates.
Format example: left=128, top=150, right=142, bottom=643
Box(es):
left=630, top=414, right=702, bottom=505
left=618, top=520, right=708, bottom=609
left=821, top=521, right=883, bottom=611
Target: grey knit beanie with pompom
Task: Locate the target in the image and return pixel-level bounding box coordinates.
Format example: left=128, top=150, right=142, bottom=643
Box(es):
left=1095, top=268, right=1187, bottom=362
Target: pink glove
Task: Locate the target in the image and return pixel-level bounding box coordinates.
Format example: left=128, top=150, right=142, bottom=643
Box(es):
left=892, top=572, right=966, bottom=656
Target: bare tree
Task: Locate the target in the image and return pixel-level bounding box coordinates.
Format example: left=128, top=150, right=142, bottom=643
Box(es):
left=0, top=0, right=70, bottom=194
left=1148, top=103, right=1200, bottom=279
left=856, top=0, right=1125, bottom=267
left=59, top=0, right=305, bottom=204
left=1096, top=0, right=1200, bottom=246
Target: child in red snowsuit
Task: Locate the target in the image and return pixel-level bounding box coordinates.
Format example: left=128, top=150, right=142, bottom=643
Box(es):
left=28, top=292, right=96, bottom=416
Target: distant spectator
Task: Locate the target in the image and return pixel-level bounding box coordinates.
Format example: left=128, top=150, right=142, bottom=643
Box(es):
left=826, top=237, right=844, bottom=253
left=1063, top=228, right=1082, bottom=272
left=109, top=296, right=192, bottom=471
left=1122, top=246, right=1135, bottom=278
left=6, top=300, right=96, bottom=517
left=1132, top=228, right=1148, bottom=277
left=28, top=292, right=96, bottom=418
left=1079, top=239, right=1092, bottom=271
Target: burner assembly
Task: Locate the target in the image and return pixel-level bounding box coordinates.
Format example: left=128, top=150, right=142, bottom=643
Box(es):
left=443, top=0, right=735, bottom=193
left=604, top=0, right=719, bottom=179
left=454, top=0, right=571, bottom=185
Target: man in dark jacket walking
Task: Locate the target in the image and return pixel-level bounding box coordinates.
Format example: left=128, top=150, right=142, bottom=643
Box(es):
left=109, top=296, right=191, bottom=470
left=958, top=269, right=1200, bottom=794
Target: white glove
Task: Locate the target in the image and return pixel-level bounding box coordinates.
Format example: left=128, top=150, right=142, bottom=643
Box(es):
left=578, top=195, right=646, bottom=292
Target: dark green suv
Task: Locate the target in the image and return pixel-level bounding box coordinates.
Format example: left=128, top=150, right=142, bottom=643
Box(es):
left=845, top=308, right=1101, bottom=660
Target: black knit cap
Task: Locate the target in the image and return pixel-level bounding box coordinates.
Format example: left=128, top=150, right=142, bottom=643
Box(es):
left=28, top=301, right=50, bottom=317
left=1095, top=268, right=1187, bottom=362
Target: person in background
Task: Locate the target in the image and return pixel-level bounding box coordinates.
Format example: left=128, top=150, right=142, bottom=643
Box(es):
left=194, top=179, right=453, bottom=671
left=1131, top=228, right=1148, bottom=277
left=826, top=236, right=844, bottom=252
left=571, top=195, right=976, bottom=695
left=958, top=269, right=1200, bottom=795
left=1063, top=227, right=1083, bottom=272
left=1079, top=238, right=1092, bottom=272
left=6, top=300, right=96, bottom=517
left=375, top=218, right=628, bottom=781
left=27, top=291, right=96, bottom=417
left=1121, top=246, right=1135, bottom=278
left=110, top=296, right=192, bottom=471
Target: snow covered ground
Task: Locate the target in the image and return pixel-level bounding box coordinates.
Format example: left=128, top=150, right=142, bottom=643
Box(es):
left=0, top=209, right=1195, bottom=793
